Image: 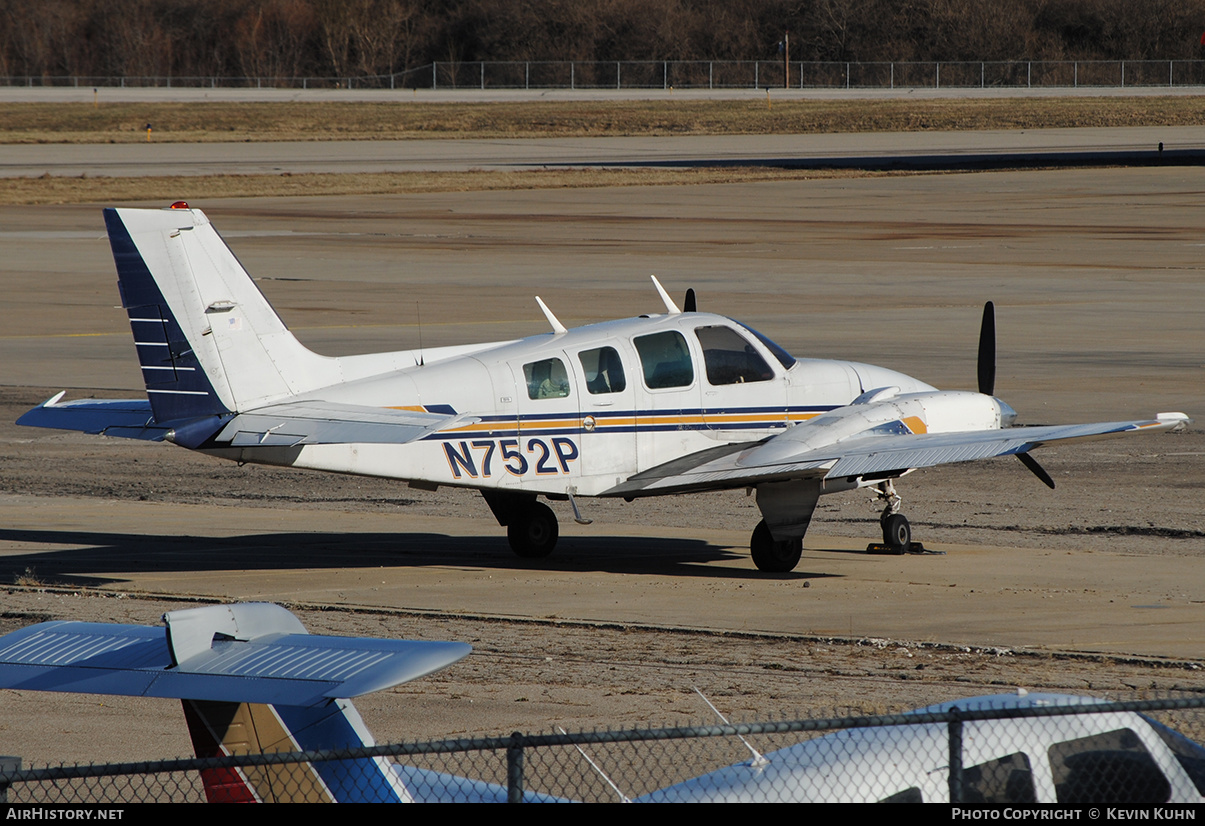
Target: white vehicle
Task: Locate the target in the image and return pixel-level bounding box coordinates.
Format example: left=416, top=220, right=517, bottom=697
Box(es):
left=643, top=692, right=1205, bottom=804
left=18, top=205, right=1190, bottom=571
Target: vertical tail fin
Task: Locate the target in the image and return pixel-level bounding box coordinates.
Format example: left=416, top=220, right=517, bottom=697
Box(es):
left=182, top=698, right=414, bottom=803
left=104, top=207, right=343, bottom=421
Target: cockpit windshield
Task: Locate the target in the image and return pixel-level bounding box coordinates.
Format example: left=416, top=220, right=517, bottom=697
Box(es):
left=733, top=320, right=797, bottom=370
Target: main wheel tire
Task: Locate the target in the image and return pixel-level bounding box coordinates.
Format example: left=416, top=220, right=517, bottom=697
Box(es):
left=881, top=513, right=911, bottom=554
left=750, top=520, right=803, bottom=573
left=507, top=502, right=559, bottom=558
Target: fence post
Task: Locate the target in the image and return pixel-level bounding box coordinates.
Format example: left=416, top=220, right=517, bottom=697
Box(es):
left=526, top=62, right=530, bottom=90
left=754, top=61, right=758, bottom=89
left=1028, top=61, right=1031, bottom=88
left=507, top=732, right=525, bottom=803
left=1074, top=61, right=1077, bottom=87
left=981, top=62, right=984, bottom=88
left=571, top=62, right=575, bottom=90
left=936, top=62, right=940, bottom=89
left=617, top=61, right=621, bottom=89
left=1170, top=60, right=1174, bottom=87
left=948, top=707, right=964, bottom=804
left=709, top=61, right=713, bottom=89
left=433, top=62, right=437, bottom=90
left=846, top=62, right=850, bottom=89
left=664, top=60, right=668, bottom=90
left=0, top=757, right=19, bottom=803
left=1120, top=60, right=1124, bottom=87
left=890, top=62, right=894, bottom=90
left=480, top=62, right=484, bottom=90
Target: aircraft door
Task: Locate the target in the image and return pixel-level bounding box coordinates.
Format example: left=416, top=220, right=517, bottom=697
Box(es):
left=631, top=329, right=703, bottom=472
left=508, top=353, right=582, bottom=486
left=574, top=344, right=637, bottom=482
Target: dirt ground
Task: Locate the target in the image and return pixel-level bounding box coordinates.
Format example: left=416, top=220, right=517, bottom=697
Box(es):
left=1, top=162, right=1203, bottom=767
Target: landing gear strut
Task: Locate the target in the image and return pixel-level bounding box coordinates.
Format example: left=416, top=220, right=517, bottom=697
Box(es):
left=750, top=520, right=803, bottom=573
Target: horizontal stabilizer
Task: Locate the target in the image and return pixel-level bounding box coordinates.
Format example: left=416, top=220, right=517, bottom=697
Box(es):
left=16, top=393, right=164, bottom=440
left=0, top=603, right=470, bottom=708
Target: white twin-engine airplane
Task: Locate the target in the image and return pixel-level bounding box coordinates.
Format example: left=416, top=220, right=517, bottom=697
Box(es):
left=19, top=205, right=1190, bottom=572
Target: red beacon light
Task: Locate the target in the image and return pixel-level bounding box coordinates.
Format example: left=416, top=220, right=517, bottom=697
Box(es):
left=168, top=201, right=190, bottom=210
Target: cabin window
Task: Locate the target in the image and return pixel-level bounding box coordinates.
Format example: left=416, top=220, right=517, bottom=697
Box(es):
left=962, top=752, right=1037, bottom=804
left=694, top=325, right=774, bottom=385
left=634, top=331, right=694, bottom=389
left=579, top=347, right=626, bottom=395
left=523, top=358, right=571, bottom=400
left=1049, top=729, right=1171, bottom=805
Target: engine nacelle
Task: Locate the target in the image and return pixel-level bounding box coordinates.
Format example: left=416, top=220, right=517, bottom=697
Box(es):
left=737, top=388, right=1012, bottom=467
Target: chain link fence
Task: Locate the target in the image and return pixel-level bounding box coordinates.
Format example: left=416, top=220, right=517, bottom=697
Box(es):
left=5, top=695, right=1205, bottom=803
left=6, top=60, right=1205, bottom=92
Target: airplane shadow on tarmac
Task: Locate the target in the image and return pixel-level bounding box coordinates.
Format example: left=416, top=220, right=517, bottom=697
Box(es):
left=0, top=528, right=847, bottom=587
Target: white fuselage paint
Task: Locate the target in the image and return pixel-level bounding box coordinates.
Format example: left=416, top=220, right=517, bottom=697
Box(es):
left=202, top=311, right=1009, bottom=500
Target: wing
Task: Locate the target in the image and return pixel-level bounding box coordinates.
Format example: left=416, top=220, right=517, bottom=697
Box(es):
left=607, top=412, right=1191, bottom=497
left=18, top=392, right=469, bottom=448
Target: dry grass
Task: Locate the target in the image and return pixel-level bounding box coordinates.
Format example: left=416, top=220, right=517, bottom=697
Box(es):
left=4, top=97, right=1205, bottom=144
left=1, top=166, right=892, bottom=206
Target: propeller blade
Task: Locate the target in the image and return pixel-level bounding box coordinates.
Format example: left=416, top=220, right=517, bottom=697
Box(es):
left=684, top=288, right=697, bottom=312
left=1017, top=451, right=1055, bottom=489
left=977, top=300, right=996, bottom=396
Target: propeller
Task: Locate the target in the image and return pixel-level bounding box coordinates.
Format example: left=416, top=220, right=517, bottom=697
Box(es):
left=978, top=299, right=1056, bottom=489
left=1017, top=451, right=1056, bottom=489
left=977, top=300, right=995, bottom=396
left=684, top=288, right=697, bottom=312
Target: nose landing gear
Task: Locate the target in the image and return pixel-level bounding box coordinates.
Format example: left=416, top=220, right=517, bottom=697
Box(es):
left=867, top=480, right=921, bottom=555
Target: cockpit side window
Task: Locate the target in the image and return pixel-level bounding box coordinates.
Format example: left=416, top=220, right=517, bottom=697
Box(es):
left=694, top=325, right=774, bottom=385
left=734, top=320, right=797, bottom=370
left=634, top=331, right=694, bottom=389
left=579, top=346, right=627, bottom=395
left=523, top=358, right=571, bottom=400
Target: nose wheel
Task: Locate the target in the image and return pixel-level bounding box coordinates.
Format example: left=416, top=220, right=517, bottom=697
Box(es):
left=879, top=513, right=912, bottom=554
left=867, top=480, right=922, bottom=555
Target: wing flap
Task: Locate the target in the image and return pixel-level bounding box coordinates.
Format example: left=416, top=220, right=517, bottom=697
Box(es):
left=217, top=400, right=469, bottom=447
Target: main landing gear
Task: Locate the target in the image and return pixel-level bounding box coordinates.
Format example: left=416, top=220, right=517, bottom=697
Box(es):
left=482, top=491, right=561, bottom=559
left=750, top=520, right=803, bottom=573
left=507, top=501, right=559, bottom=558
